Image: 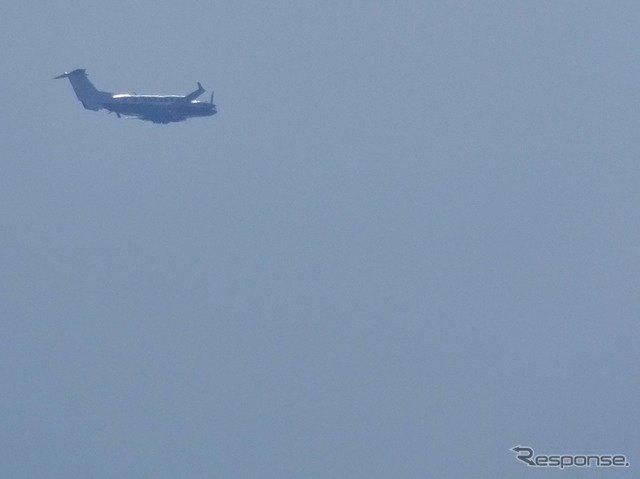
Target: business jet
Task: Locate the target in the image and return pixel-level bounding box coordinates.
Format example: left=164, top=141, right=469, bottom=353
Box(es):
left=54, top=69, right=217, bottom=124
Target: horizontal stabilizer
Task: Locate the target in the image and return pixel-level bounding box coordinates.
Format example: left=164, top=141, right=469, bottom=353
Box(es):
left=53, top=69, right=87, bottom=79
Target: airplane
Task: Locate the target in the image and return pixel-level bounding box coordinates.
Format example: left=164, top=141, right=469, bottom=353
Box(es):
left=54, top=69, right=217, bottom=124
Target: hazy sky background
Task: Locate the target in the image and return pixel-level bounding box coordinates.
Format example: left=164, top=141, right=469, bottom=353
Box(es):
left=1, top=1, right=638, bottom=477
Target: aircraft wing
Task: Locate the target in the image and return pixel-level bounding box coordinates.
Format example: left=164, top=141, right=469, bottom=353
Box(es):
left=174, top=82, right=205, bottom=105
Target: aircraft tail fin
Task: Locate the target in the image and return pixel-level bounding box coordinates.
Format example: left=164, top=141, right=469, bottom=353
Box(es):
left=54, top=69, right=112, bottom=111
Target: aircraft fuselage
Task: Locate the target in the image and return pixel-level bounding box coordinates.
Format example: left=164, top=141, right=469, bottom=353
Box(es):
left=106, top=95, right=216, bottom=124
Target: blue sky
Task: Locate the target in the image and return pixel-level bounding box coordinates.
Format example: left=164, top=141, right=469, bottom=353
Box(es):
left=1, top=1, right=638, bottom=477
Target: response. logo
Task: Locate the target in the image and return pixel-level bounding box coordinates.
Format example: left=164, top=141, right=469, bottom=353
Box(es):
left=510, top=445, right=630, bottom=469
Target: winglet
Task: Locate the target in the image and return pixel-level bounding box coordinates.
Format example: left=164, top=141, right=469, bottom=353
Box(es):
left=178, top=82, right=206, bottom=104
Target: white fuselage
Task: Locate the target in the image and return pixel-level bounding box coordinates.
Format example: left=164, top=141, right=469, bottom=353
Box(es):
left=104, top=95, right=216, bottom=123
